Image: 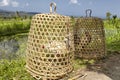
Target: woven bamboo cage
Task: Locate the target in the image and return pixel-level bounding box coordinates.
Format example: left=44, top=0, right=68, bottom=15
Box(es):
left=26, top=2, right=74, bottom=80
left=74, top=9, right=106, bottom=59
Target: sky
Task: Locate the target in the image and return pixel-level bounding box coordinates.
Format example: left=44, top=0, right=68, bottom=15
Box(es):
left=0, top=0, right=120, bottom=18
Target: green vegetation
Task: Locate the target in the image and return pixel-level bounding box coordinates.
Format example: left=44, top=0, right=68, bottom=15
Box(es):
left=0, top=58, right=35, bottom=80
left=0, top=19, right=30, bottom=36
left=104, top=15, right=120, bottom=51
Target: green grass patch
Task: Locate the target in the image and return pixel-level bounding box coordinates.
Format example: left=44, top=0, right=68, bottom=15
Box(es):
left=104, top=19, right=120, bottom=51
left=73, top=58, right=95, bottom=70
left=0, top=19, right=30, bottom=36
left=0, top=58, right=35, bottom=80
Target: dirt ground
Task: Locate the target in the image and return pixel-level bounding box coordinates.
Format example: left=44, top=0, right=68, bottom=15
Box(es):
left=62, top=51, right=120, bottom=80
left=87, top=51, right=120, bottom=80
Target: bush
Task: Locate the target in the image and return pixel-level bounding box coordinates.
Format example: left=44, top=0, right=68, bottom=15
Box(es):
left=0, top=58, right=35, bottom=80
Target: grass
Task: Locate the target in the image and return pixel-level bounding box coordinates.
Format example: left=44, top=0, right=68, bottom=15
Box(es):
left=103, top=18, right=120, bottom=51
left=0, top=58, right=35, bottom=80
left=0, top=19, right=30, bottom=36
left=106, top=31, right=120, bottom=51
left=0, top=58, right=95, bottom=80
left=73, top=58, right=95, bottom=70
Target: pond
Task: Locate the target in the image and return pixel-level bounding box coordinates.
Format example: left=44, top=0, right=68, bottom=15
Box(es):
left=0, top=34, right=28, bottom=59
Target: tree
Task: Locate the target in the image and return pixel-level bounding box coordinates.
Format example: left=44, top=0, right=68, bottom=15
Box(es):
left=112, top=15, right=117, bottom=20
left=106, top=12, right=112, bottom=25
left=112, top=15, right=120, bottom=33
left=15, top=11, right=21, bottom=20
left=112, top=15, right=117, bottom=25
left=29, top=16, right=32, bottom=20
left=16, top=11, right=20, bottom=17
left=24, top=15, right=27, bottom=19
left=106, top=12, right=111, bottom=20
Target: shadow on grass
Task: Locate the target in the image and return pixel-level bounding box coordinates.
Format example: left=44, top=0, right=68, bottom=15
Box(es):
left=106, top=40, right=120, bottom=51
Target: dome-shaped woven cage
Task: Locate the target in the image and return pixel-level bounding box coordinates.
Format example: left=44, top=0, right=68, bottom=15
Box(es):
left=74, top=9, right=106, bottom=59
left=26, top=2, right=74, bottom=80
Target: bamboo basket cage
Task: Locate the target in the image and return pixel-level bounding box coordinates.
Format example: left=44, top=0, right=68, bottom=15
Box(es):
left=26, top=2, right=74, bottom=80
left=74, top=9, right=106, bottom=59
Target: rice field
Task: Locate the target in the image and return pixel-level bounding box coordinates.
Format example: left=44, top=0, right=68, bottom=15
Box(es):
left=0, top=19, right=31, bottom=36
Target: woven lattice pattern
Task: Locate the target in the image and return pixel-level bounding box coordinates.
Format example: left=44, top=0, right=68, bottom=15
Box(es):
left=26, top=13, right=74, bottom=80
left=74, top=17, right=105, bottom=59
